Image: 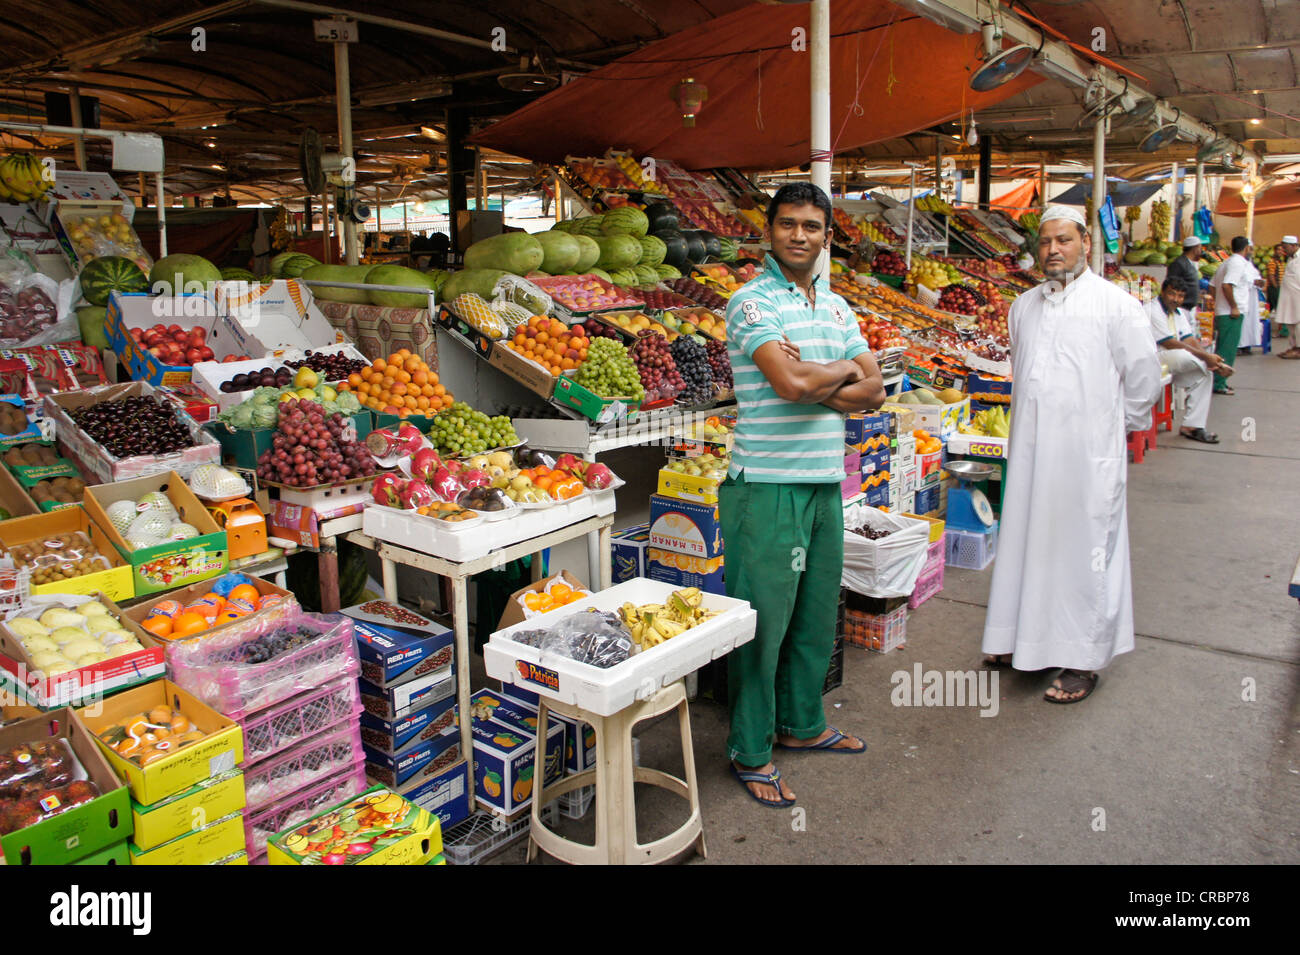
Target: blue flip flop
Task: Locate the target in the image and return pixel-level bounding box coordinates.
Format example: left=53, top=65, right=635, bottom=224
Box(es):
left=731, top=763, right=796, bottom=808
left=777, top=726, right=867, bottom=755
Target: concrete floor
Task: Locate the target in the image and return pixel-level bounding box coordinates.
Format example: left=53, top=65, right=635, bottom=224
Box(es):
left=477, top=346, right=1300, bottom=865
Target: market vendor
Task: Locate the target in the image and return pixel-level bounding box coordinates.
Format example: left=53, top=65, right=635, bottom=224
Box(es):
left=1144, top=277, right=1229, bottom=443
left=1165, top=235, right=1205, bottom=311
left=981, top=205, right=1162, bottom=703
left=721, top=182, right=885, bottom=807
left=1274, top=235, right=1300, bottom=359
left=1210, top=236, right=1254, bottom=394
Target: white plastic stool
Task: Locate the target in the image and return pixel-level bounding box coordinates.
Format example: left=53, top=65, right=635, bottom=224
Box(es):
left=527, top=680, right=707, bottom=865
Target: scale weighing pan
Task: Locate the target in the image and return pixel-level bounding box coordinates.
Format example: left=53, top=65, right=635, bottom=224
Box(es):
left=947, top=460, right=996, bottom=482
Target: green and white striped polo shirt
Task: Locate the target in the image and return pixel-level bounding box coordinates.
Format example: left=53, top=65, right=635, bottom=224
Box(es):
left=725, top=253, right=870, bottom=483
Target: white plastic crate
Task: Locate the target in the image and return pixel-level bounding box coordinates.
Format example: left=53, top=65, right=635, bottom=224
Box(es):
left=273, top=477, right=374, bottom=510
left=946, top=526, right=998, bottom=571
left=558, top=784, right=594, bottom=820
left=843, top=603, right=907, bottom=653
left=484, top=578, right=757, bottom=716
left=443, top=802, right=559, bottom=865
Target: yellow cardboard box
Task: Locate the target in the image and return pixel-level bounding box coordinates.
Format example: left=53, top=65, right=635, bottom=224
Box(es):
left=0, top=508, right=134, bottom=601
left=130, top=769, right=246, bottom=850
left=656, top=467, right=722, bottom=505
left=128, top=811, right=245, bottom=865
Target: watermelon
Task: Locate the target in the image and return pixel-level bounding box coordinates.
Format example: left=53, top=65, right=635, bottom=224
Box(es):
left=302, top=264, right=372, bottom=304
left=573, top=234, right=601, bottom=273
left=1144, top=252, right=1168, bottom=266
left=656, top=231, right=689, bottom=270
left=574, top=216, right=606, bottom=237
left=687, top=230, right=721, bottom=259
left=644, top=202, right=679, bottom=234
left=609, top=269, right=638, bottom=287
left=633, top=265, right=660, bottom=285
left=364, top=264, right=436, bottom=307
left=637, top=235, right=667, bottom=267
left=594, top=234, right=642, bottom=270
left=220, top=267, right=257, bottom=283
left=428, top=269, right=450, bottom=294
left=281, top=254, right=320, bottom=278
left=75, top=305, right=110, bottom=349
left=535, top=232, right=582, bottom=274
left=464, top=232, right=544, bottom=275
left=80, top=255, right=148, bottom=306
left=269, top=251, right=299, bottom=276
left=654, top=264, right=682, bottom=280
left=600, top=206, right=650, bottom=238
left=440, top=268, right=509, bottom=303
left=551, top=219, right=579, bottom=234
left=682, top=232, right=707, bottom=266
left=717, top=237, right=739, bottom=262
left=149, top=253, right=222, bottom=296
left=587, top=268, right=613, bottom=283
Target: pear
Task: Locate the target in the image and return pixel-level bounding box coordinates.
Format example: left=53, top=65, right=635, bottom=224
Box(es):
left=79, top=600, right=111, bottom=617
left=293, top=366, right=320, bottom=389
left=20, top=634, right=58, bottom=655
left=39, top=609, right=86, bottom=630
left=7, top=617, right=49, bottom=640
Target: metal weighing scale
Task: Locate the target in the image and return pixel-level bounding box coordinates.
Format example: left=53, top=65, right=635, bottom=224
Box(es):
left=945, top=461, right=998, bottom=533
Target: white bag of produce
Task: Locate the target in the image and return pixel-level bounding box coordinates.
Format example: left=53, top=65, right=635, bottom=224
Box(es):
left=841, top=504, right=930, bottom=598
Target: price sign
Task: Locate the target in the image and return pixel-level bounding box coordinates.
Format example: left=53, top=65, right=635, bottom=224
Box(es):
left=314, top=19, right=358, bottom=42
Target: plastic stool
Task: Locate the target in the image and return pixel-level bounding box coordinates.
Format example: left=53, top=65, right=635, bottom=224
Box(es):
left=1127, top=428, right=1153, bottom=463
left=527, top=681, right=706, bottom=865
left=1151, top=382, right=1174, bottom=434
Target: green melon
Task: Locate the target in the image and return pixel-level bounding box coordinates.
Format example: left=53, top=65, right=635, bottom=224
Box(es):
left=573, top=234, right=601, bottom=273
left=637, top=235, right=667, bottom=267
left=149, top=254, right=222, bottom=296
left=600, top=206, right=649, bottom=238
left=654, top=264, right=682, bottom=280
left=302, top=264, right=372, bottom=304
left=76, top=305, right=110, bottom=349
left=281, top=254, right=321, bottom=278
left=574, top=216, right=606, bottom=237
left=534, top=231, right=582, bottom=274
left=439, top=268, right=509, bottom=304
left=220, top=267, right=258, bottom=283
left=464, top=233, right=544, bottom=275
left=269, top=251, right=300, bottom=277
left=1144, top=252, right=1168, bottom=266
left=633, top=265, right=660, bottom=285
left=80, top=255, right=148, bottom=306
left=594, top=234, right=642, bottom=271
left=587, top=268, right=613, bottom=283
left=364, top=265, right=436, bottom=308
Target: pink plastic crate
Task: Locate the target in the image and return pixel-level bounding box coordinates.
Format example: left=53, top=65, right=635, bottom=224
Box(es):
left=908, top=560, right=945, bottom=609
left=166, top=612, right=360, bottom=721
left=240, top=677, right=363, bottom=766
left=244, top=762, right=368, bottom=861
left=925, top=535, right=945, bottom=567
left=243, top=720, right=365, bottom=811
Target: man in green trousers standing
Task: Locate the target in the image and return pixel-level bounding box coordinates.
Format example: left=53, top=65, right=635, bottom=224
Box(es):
left=720, top=183, right=885, bottom=807
left=1211, top=235, right=1253, bottom=395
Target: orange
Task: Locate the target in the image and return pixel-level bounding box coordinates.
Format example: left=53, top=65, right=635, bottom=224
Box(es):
left=347, top=373, right=362, bottom=388
left=549, top=582, right=572, bottom=600
left=142, top=616, right=173, bottom=638
left=372, top=358, right=387, bottom=373
left=151, top=599, right=183, bottom=619
left=404, top=395, right=418, bottom=410
left=171, top=612, right=209, bottom=637
left=404, top=357, right=421, bottom=374
left=229, top=584, right=259, bottom=605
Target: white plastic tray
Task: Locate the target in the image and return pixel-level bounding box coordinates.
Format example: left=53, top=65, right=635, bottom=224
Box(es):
left=484, top=577, right=756, bottom=716
left=362, top=490, right=615, bottom=563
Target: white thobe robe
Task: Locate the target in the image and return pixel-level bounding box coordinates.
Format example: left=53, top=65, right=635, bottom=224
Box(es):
left=1274, top=256, right=1300, bottom=327
left=982, top=269, right=1163, bottom=672
left=1144, top=299, right=1212, bottom=430
left=1240, top=261, right=1263, bottom=347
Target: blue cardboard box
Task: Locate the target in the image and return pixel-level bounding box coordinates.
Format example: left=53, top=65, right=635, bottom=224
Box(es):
left=648, top=494, right=723, bottom=559
left=646, top=548, right=726, bottom=594
left=845, top=412, right=890, bottom=450
left=359, top=693, right=457, bottom=757
left=364, top=724, right=461, bottom=788
left=358, top=664, right=454, bottom=722
left=864, top=481, right=890, bottom=508
left=393, top=758, right=471, bottom=830
left=611, top=522, right=651, bottom=584
left=492, top=685, right=596, bottom=775
left=914, top=483, right=942, bottom=516
left=860, top=446, right=890, bottom=476
left=344, top=605, right=454, bottom=689
left=470, top=716, right=565, bottom=816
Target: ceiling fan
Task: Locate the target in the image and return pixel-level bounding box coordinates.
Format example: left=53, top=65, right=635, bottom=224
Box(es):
left=498, top=47, right=560, bottom=93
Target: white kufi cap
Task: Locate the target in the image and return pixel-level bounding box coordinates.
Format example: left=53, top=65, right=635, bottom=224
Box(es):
left=1182, top=235, right=1202, bottom=248
left=1039, top=205, right=1087, bottom=228
left=1283, top=234, right=1299, bottom=244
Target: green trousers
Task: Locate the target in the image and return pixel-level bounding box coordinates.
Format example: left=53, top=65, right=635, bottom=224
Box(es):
left=718, top=472, right=843, bottom=765
left=1214, top=313, right=1243, bottom=390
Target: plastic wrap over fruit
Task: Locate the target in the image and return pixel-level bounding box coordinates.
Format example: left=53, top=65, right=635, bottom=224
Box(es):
left=124, top=510, right=172, bottom=547
left=430, top=467, right=467, bottom=503
left=493, top=275, right=553, bottom=318
left=509, top=609, right=632, bottom=669
left=188, top=464, right=251, bottom=500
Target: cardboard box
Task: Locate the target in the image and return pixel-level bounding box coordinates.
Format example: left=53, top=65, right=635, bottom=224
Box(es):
left=343, top=606, right=454, bottom=689
left=841, top=447, right=862, bottom=501
left=657, top=466, right=723, bottom=505
left=844, top=412, right=890, bottom=450
left=909, top=398, right=971, bottom=437
left=647, top=547, right=725, bottom=594
left=864, top=480, right=889, bottom=509
left=470, top=716, right=564, bottom=816
left=552, top=373, right=639, bottom=425
left=391, top=758, right=470, bottom=831
left=494, top=685, right=595, bottom=774
left=213, top=280, right=341, bottom=357
left=965, top=371, right=1013, bottom=397
left=611, top=522, right=650, bottom=584
left=44, top=381, right=221, bottom=485
left=0, top=592, right=164, bottom=709
left=648, top=494, right=722, bottom=559
left=358, top=694, right=457, bottom=758
left=901, top=512, right=946, bottom=544
left=0, top=708, right=133, bottom=865
left=0, top=395, right=42, bottom=448
left=267, top=785, right=441, bottom=865
left=0, top=463, right=40, bottom=518
left=83, top=470, right=228, bottom=596
left=129, top=769, right=245, bottom=851
left=468, top=688, right=553, bottom=736
left=268, top=498, right=367, bottom=550
left=127, top=810, right=245, bottom=865
left=69, top=839, right=131, bottom=865
left=861, top=445, right=890, bottom=477
left=104, top=292, right=242, bottom=387
left=206, top=409, right=372, bottom=471
left=913, top=483, right=942, bottom=517
left=0, top=508, right=134, bottom=601
left=358, top=666, right=455, bottom=723
left=486, top=343, right=559, bottom=401
left=78, top=679, right=243, bottom=806
left=363, top=724, right=460, bottom=788
left=498, top=569, right=588, bottom=631
left=122, top=574, right=293, bottom=642
left=157, top=382, right=220, bottom=425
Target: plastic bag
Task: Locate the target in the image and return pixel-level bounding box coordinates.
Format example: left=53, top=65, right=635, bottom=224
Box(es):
left=5, top=532, right=112, bottom=579
left=0, top=252, right=78, bottom=348
left=841, top=505, right=931, bottom=598
left=492, top=274, right=553, bottom=317
left=0, top=738, right=98, bottom=836
left=511, top=608, right=632, bottom=669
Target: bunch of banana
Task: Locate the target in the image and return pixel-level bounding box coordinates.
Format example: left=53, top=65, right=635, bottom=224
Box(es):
left=0, top=153, right=52, bottom=202
left=618, top=587, right=718, bottom=649
left=959, top=405, right=1010, bottom=438
left=1150, top=200, right=1171, bottom=240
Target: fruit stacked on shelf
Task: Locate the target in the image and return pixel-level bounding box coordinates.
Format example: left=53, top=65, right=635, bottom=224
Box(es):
left=906, top=258, right=961, bottom=290
left=911, top=429, right=943, bottom=455
left=861, top=220, right=901, bottom=244
left=662, top=307, right=724, bottom=342
left=5, top=602, right=144, bottom=678
left=572, top=337, right=645, bottom=402
left=638, top=286, right=696, bottom=310
left=426, top=400, right=519, bottom=457
left=629, top=331, right=686, bottom=403
left=705, top=339, right=732, bottom=392
left=970, top=279, right=1011, bottom=337
left=832, top=208, right=865, bottom=244
left=102, top=490, right=200, bottom=552
left=284, top=350, right=368, bottom=382
left=936, top=284, right=981, bottom=315
left=857, top=315, right=909, bottom=351
left=871, top=249, right=907, bottom=276
left=589, top=311, right=659, bottom=339
left=0, top=739, right=100, bottom=837
left=69, top=395, right=196, bottom=458
left=667, top=276, right=728, bottom=311
left=505, top=316, right=590, bottom=377
left=829, top=273, right=873, bottom=308
left=343, top=350, right=451, bottom=417
left=568, top=158, right=640, bottom=192
left=530, top=275, right=644, bottom=312
left=669, top=335, right=714, bottom=405
left=255, top=397, right=377, bottom=487
left=691, top=263, right=743, bottom=298
left=129, top=323, right=217, bottom=366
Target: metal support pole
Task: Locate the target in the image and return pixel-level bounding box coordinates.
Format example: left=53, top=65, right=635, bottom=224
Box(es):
left=334, top=38, right=358, bottom=265
left=1091, top=118, right=1106, bottom=273
left=69, top=88, right=87, bottom=171
left=810, top=0, right=831, bottom=277
left=978, top=134, right=991, bottom=210
left=1193, top=161, right=1205, bottom=217
left=905, top=164, right=916, bottom=269
left=934, top=140, right=942, bottom=200
left=1245, top=192, right=1256, bottom=243
left=1038, top=160, right=1047, bottom=210
left=1170, top=162, right=1180, bottom=241
left=155, top=173, right=167, bottom=257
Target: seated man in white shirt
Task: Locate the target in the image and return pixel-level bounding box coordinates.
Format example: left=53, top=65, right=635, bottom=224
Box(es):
left=1145, top=278, right=1232, bottom=443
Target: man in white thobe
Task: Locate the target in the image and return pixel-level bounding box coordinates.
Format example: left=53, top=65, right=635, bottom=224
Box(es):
left=1143, top=278, right=1231, bottom=443
left=981, top=206, right=1163, bottom=703
left=1274, top=235, right=1300, bottom=358
left=1239, top=256, right=1264, bottom=350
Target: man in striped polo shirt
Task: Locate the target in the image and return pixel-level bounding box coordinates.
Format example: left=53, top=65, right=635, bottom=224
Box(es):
left=721, top=182, right=885, bottom=807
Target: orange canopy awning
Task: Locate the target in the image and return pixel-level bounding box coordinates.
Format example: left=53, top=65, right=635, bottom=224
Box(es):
left=991, top=180, right=1039, bottom=220
left=471, top=1, right=1042, bottom=171
left=1217, top=180, right=1300, bottom=217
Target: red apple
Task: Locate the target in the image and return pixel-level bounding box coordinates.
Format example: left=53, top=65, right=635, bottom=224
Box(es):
left=185, top=347, right=203, bottom=364
left=198, top=346, right=214, bottom=361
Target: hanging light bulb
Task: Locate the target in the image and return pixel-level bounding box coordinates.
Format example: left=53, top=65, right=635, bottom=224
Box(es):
left=966, top=111, right=980, bottom=147
left=414, top=199, right=425, bottom=214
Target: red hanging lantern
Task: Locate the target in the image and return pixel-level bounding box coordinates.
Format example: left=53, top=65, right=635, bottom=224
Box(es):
left=672, top=78, right=708, bottom=127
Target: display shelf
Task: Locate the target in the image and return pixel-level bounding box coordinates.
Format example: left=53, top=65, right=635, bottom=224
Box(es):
left=513, top=403, right=738, bottom=456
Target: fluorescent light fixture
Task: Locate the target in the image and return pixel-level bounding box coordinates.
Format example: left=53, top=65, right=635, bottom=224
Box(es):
left=1250, top=118, right=1262, bottom=125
